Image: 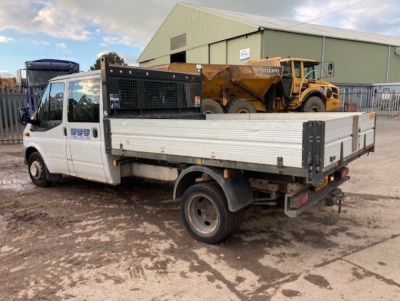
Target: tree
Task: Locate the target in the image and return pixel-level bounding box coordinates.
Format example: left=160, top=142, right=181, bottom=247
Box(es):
left=90, top=52, right=127, bottom=70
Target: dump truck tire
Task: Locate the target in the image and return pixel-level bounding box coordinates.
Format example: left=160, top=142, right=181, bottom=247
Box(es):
left=201, top=99, right=224, bottom=114
left=226, top=99, right=257, bottom=113
left=303, top=97, right=325, bottom=112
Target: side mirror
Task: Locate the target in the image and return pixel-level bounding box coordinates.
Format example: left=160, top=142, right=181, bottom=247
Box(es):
left=18, top=107, right=28, bottom=125
left=327, top=63, right=334, bottom=76
left=18, top=107, right=39, bottom=126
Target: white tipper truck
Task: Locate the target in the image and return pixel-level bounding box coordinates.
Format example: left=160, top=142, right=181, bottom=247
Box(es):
left=18, top=57, right=376, bottom=244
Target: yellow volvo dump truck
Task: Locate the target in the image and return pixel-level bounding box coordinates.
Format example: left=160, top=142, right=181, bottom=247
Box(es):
left=155, top=57, right=341, bottom=113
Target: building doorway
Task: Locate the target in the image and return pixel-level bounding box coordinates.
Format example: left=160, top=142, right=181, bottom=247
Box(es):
left=171, top=51, right=186, bottom=63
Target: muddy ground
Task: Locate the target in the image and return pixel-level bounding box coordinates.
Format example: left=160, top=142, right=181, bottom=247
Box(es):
left=0, top=116, right=400, bottom=301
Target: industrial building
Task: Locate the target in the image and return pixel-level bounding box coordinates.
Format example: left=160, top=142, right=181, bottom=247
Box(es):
left=138, top=3, right=400, bottom=85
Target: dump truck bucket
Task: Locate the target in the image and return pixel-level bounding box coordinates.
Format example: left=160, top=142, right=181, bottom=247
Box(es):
left=153, top=63, right=283, bottom=102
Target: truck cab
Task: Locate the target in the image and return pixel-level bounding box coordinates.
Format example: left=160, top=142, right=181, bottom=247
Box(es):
left=21, top=71, right=118, bottom=187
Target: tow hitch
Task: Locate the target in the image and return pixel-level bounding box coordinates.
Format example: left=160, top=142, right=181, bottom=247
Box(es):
left=324, top=188, right=345, bottom=213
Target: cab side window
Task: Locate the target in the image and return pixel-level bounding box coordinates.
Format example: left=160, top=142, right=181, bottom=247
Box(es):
left=35, top=82, right=65, bottom=131
left=304, top=64, right=316, bottom=80
left=282, top=62, right=291, bottom=77
left=294, top=61, right=301, bottom=78
left=68, top=78, right=100, bottom=123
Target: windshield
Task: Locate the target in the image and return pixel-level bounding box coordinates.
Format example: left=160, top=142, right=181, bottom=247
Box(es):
left=304, top=63, right=317, bottom=80
left=27, top=70, right=71, bottom=87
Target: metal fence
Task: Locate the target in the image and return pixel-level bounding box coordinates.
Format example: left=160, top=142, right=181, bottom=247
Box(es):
left=339, top=87, right=400, bottom=117
left=0, top=90, right=26, bottom=144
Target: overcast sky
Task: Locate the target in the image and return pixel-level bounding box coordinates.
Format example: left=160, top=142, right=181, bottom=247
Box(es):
left=1, top=0, right=400, bottom=76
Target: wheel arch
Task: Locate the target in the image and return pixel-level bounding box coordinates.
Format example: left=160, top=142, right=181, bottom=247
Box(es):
left=24, top=146, right=39, bottom=163
left=25, top=147, right=60, bottom=182
left=302, top=91, right=327, bottom=105
left=173, top=165, right=253, bottom=212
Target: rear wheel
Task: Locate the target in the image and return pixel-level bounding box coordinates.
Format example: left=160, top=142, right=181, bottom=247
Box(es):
left=201, top=99, right=224, bottom=114
left=303, top=97, right=325, bottom=112
left=226, top=99, right=257, bottom=113
left=28, top=152, right=51, bottom=187
left=180, top=182, right=244, bottom=244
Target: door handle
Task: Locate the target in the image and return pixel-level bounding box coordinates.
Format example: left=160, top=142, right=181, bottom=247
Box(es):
left=63, top=127, right=67, bottom=136
left=93, top=128, right=98, bottom=138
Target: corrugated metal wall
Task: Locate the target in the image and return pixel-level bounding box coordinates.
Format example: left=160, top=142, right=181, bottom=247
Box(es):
left=262, top=30, right=322, bottom=61
left=138, top=4, right=257, bottom=64
left=226, top=32, right=262, bottom=64
left=139, top=4, right=400, bottom=85
left=140, top=55, right=170, bottom=67
left=261, top=30, right=399, bottom=84
left=210, top=41, right=227, bottom=64
left=187, top=45, right=209, bottom=64
left=324, top=38, right=388, bottom=83
left=388, top=47, right=400, bottom=82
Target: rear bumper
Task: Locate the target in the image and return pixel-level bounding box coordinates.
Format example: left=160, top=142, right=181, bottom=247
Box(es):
left=284, top=177, right=348, bottom=218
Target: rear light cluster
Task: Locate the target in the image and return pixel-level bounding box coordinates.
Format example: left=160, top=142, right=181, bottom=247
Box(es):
left=290, top=167, right=349, bottom=209
left=329, top=167, right=350, bottom=182
left=291, top=191, right=312, bottom=209
left=339, top=167, right=350, bottom=179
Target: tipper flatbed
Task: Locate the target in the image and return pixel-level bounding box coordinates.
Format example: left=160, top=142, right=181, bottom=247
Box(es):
left=19, top=58, right=376, bottom=244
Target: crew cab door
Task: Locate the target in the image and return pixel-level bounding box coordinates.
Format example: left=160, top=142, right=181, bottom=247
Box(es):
left=66, top=76, right=106, bottom=182
left=29, top=82, right=70, bottom=175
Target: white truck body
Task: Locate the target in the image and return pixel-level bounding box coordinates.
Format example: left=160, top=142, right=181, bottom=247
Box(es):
left=111, top=112, right=375, bottom=171
left=20, top=58, right=376, bottom=244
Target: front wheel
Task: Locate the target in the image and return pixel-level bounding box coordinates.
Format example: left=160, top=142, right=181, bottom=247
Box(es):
left=28, top=152, right=51, bottom=187
left=303, top=97, right=325, bottom=112
left=180, top=182, right=244, bottom=244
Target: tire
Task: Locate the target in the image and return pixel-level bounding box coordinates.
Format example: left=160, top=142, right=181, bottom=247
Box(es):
left=28, top=152, right=51, bottom=187
left=180, top=182, right=242, bottom=244
left=201, top=99, right=224, bottom=114
left=303, top=97, right=325, bottom=112
left=226, top=99, right=257, bottom=113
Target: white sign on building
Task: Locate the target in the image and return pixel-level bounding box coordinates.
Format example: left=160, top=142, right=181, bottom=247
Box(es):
left=240, top=48, right=250, bottom=60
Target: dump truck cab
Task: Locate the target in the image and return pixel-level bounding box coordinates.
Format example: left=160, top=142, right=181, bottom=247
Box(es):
left=247, top=57, right=341, bottom=112
left=279, top=58, right=341, bottom=112
left=154, top=57, right=341, bottom=114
